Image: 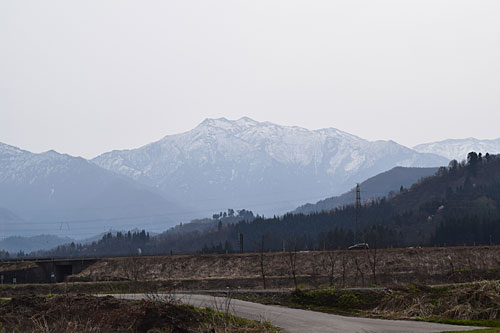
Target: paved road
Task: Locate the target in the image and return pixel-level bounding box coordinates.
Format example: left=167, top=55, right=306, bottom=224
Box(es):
left=110, top=293, right=478, bottom=333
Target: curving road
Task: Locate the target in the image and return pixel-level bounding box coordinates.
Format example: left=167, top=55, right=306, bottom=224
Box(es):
left=110, top=293, right=478, bottom=333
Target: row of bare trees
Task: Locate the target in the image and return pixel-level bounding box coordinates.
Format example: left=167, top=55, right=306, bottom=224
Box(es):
left=257, top=234, right=381, bottom=290
left=112, top=235, right=498, bottom=289
left=319, top=247, right=379, bottom=288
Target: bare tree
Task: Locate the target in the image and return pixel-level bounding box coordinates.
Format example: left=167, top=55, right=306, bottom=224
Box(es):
left=447, top=255, right=456, bottom=282
left=466, top=251, right=475, bottom=282
left=322, top=251, right=336, bottom=287
left=465, top=248, right=484, bottom=282
left=367, top=241, right=378, bottom=285
left=286, top=241, right=299, bottom=291
left=478, top=248, right=489, bottom=273
left=161, top=261, right=173, bottom=280
left=309, top=256, right=321, bottom=288
left=260, top=234, right=267, bottom=289
left=341, top=254, right=348, bottom=288
left=124, top=257, right=143, bottom=282
left=413, top=249, right=426, bottom=285
left=353, top=255, right=365, bottom=287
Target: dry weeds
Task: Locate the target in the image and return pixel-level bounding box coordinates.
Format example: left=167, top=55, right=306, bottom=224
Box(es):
left=68, top=246, right=500, bottom=288
left=374, top=280, right=500, bottom=321
left=0, top=294, right=277, bottom=332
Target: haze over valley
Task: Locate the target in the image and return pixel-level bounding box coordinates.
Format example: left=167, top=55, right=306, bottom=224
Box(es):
left=1, top=117, right=500, bottom=247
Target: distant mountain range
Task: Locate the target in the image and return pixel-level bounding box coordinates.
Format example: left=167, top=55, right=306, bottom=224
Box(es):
left=93, top=117, right=448, bottom=216
left=0, top=142, right=185, bottom=238
left=414, top=138, right=500, bottom=161
left=0, top=234, right=74, bottom=254
left=2, top=117, right=499, bottom=240
left=294, top=166, right=438, bottom=214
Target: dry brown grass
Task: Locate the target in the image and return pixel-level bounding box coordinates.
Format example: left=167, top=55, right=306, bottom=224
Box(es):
left=0, top=295, right=278, bottom=332
left=68, top=246, right=500, bottom=288
left=374, top=281, right=500, bottom=321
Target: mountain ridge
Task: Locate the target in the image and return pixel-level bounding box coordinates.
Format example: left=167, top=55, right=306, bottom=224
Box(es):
left=10, top=118, right=499, bottom=240
left=0, top=234, right=75, bottom=254
left=414, top=137, right=500, bottom=161
left=93, top=117, right=449, bottom=216
left=0, top=143, right=187, bottom=238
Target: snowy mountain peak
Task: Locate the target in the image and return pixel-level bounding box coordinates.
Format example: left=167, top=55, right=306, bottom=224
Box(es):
left=92, top=118, right=449, bottom=216
left=0, top=143, right=79, bottom=164
left=0, top=143, right=85, bottom=184
left=192, top=117, right=357, bottom=144
left=414, top=138, right=500, bottom=161
left=39, top=149, right=68, bottom=161
left=0, top=142, right=27, bottom=157
left=196, top=117, right=258, bottom=132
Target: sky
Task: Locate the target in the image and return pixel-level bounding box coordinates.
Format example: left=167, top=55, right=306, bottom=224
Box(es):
left=1, top=0, right=499, bottom=159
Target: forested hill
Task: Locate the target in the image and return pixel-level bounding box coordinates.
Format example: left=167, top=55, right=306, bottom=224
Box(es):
left=33, top=153, right=500, bottom=257
left=294, top=166, right=438, bottom=214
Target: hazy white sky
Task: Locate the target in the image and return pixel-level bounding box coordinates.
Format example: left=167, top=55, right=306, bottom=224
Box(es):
left=1, top=0, right=499, bottom=158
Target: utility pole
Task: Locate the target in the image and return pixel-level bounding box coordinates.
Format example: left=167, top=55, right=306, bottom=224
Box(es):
left=355, top=183, right=361, bottom=243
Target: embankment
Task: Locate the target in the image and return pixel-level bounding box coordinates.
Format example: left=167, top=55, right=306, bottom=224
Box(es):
left=68, top=246, right=500, bottom=288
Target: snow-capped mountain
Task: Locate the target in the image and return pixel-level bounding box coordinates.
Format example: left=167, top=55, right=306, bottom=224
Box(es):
left=414, top=138, right=500, bottom=161
left=0, top=142, right=186, bottom=238
left=93, top=117, right=449, bottom=216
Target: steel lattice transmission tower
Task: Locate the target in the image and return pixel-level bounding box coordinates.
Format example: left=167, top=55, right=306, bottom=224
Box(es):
left=355, top=183, right=361, bottom=242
